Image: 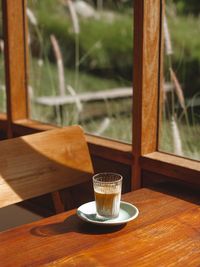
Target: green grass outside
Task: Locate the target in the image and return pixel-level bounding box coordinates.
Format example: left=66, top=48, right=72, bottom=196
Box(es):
left=29, top=58, right=127, bottom=97
left=159, top=119, right=200, bottom=161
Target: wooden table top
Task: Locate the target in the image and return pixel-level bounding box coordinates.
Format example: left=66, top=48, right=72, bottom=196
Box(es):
left=0, top=188, right=199, bottom=267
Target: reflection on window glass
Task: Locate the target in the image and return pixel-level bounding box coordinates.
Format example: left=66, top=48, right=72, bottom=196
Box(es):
left=159, top=0, right=200, bottom=160
left=27, top=0, right=133, bottom=143
left=0, top=2, right=6, bottom=113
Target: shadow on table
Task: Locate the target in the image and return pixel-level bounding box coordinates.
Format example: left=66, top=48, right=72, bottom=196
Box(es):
left=30, top=214, right=126, bottom=237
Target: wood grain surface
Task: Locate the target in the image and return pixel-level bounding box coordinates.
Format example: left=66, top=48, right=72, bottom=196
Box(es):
left=2, top=0, right=28, bottom=132
left=132, top=0, right=162, bottom=189
left=0, top=126, right=93, bottom=208
left=0, top=188, right=199, bottom=266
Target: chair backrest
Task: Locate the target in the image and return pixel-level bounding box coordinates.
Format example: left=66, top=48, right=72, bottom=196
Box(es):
left=0, top=126, right=94, bottom=208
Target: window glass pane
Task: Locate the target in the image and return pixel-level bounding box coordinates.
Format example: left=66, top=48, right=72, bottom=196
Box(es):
left=27, top=0, right=133, bottom=143
left=0, top=2, right=6, bottom=113
left=159, top=0, right=200, bottom=160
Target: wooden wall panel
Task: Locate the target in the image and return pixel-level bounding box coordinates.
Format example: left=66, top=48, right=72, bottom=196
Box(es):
left=142, top=170, right=200, bottom=194
left=141, top=152, right=200, bottom=185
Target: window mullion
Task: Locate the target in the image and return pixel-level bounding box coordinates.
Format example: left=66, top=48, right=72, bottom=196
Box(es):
left=3, top=0, right=28, bottom=136
left=132, top=0, right=162, bottom=189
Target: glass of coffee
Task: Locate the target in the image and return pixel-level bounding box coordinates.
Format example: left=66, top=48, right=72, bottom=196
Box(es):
left=93, top=172, right=123, bottom=219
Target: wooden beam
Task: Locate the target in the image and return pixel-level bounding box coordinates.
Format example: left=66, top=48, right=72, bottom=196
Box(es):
left=132, top=0, right=162, bottom=189
left=2, top=0, right=28, bottom=136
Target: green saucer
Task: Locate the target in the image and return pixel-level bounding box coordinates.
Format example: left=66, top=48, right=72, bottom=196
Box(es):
left=77, top=201, right=139, bottom=225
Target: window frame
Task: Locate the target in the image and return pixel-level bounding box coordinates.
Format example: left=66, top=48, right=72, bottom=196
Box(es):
left=0, top=0, right=199, bottom=189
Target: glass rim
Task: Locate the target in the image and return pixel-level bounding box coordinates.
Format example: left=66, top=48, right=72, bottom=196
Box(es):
left=92, top=172, right=123, bottom=183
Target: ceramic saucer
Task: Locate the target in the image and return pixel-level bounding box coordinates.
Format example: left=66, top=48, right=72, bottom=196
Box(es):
left=77, top=201, right=139, bottom=225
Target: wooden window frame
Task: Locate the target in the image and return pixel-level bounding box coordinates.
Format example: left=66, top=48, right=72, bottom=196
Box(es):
left=0, top=0, right=199, bottom=189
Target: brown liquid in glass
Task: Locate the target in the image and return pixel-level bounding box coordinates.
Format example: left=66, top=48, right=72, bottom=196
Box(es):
left=95, top=191, right=120, bottom=218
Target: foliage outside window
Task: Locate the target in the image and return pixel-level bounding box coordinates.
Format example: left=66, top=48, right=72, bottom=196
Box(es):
left=159, top=0, right=200, bottom=161
left=27, top=0, right=133, bottom=143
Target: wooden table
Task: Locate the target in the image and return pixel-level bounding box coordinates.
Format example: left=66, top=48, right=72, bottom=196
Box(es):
left=0, top=188, right=199, bottom=266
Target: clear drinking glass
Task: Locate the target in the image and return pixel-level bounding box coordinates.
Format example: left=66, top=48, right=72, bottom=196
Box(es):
left=93, top=172, right=123, bottom=219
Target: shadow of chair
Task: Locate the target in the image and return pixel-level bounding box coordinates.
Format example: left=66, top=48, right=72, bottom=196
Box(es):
left=0, top=125, right=94, bottom=230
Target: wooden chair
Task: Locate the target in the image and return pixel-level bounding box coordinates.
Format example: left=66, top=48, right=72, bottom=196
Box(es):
left=0, top=126, right=94, bottom=213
